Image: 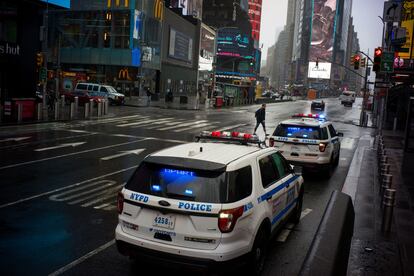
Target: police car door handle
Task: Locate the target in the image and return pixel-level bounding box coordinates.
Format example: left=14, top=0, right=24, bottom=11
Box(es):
left=265, top=195, right=272, bottom=201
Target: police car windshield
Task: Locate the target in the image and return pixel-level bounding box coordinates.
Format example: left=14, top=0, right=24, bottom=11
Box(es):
left=273, top=124, right=322, bottom=139
left=126, top=162, right=252, bottom=204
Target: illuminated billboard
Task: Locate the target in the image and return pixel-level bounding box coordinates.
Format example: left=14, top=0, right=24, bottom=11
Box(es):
left=308, top=62, right=331, bottom=79
left=248, top=0, right=262, bottom=48
left=217, top=28, right=253, bottom=58
left=40, top=0, right=70, bottom=8
left=309, top=0, right=337, bottom=62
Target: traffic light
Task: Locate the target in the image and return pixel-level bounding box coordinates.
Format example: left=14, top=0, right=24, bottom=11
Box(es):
left=350, top=55, right=355, bottom=66
left=373, top=47, right=382, bottom=72
left=353, top=54, right=361, bottom=70
left=36, top=52, right=43, bottom=67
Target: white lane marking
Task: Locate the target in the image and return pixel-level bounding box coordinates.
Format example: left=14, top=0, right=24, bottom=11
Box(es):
left=100, top=148, right=145, bottom=161
left=94, top=203, right=112, bottom=210
left=300, top=208, right=313, bottom=220
left=111, top=134, right=140, bottom=138
left=65, top=130, right=92, bottom=134
left=0, top=136, right=31, bottom=143
left=0, top=133, right=97, bottom=150
left=340, top=138, right=356, bottom=150
left=340, top=158, right=347, bottom=161
left=276, top=209, right=313, bottom=242
left=0, top=166, right=137, bottom=209
left=49, top=180, right=118, bottom=202
left=69, top=185, right=123, bottom=205
left=34, top=142, right=87, bottom=152
left=48, top=240, right=115, bottom=276
left=173, top=122, right=214, bottom=132
left=214, top=123, right=248, bottom=132
left=0, top=138, right=147, bottom=170
left=103, top=205, right=117, bottom=211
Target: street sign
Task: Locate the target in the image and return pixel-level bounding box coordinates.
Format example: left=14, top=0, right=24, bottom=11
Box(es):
left=381, top=52, right=395, bottom=73
left=383, top=2, right=402, bottom=22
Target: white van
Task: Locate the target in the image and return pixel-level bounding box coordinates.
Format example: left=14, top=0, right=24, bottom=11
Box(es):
left=340, top=91, right=356, bottom=106
left=74, top=83, right=125, bottom=105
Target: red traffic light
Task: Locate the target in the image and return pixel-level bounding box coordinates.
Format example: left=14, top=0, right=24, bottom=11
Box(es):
left=354, top=55, right=361, bottom=62
left=375, top=48, right=383, bottom=57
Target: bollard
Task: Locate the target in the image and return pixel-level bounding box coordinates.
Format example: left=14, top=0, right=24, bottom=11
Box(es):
left=97, top=102, right=102, bottom=117
left=37, top=103, right=42, bottom=121
left=102, top=100, right=106, bottom=115
left=70, top=102, right=75, bottom=120
left=381, top=174, right=393, bottom=195
left=54, top=102, right=59, bottom=120
left=17, top=103, right=23, bottom=122
left=61, top=95, right=65, bottom=108
left=89, top=99, right=94, bottom=117
left=84, top=103, right=90, bottom=119
left=382, top=189, right=396, bottom=232
left=104, top=99, right=109, bottom=115
left=74, top=96, right=79, bottom=115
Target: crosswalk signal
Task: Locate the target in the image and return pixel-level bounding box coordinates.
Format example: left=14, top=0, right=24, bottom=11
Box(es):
left=353, top=54, right=361, bottom=70
left=36, top=52, right=43, bottom=67
left=373, top=47, right=382, bottom=72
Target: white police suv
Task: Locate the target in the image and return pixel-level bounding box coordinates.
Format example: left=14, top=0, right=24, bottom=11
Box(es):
left=116, top=131, right=304, bottom=275
left=269, top=114, right=343, bottom=177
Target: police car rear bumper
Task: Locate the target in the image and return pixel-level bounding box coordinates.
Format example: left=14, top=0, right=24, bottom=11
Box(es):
left=115, top=225, right=250, bottom=264
left=288, top=160, right=331, bottom=171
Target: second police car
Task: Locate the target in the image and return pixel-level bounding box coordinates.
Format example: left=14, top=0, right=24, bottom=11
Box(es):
left=116, top=131, right=304, bottom=275
left=269, top=114, right=343, bottom=177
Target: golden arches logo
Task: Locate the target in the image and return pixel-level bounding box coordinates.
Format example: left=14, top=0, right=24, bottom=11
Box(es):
left=118, top=68, right=131, bottom=80
left=154, top=0, right=164, bottom=21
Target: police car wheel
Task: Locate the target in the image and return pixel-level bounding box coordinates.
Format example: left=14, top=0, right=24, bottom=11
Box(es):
left=290, top=187, right=304, bottom=224
left=249, top=228, right=268, bottom=275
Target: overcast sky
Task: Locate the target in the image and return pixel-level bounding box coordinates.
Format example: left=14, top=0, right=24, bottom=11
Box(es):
left=260, top=0, right=384, bottom=62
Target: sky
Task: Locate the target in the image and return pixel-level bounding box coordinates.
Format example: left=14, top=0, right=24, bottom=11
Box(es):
left=260, top=0, right=384, bottom=62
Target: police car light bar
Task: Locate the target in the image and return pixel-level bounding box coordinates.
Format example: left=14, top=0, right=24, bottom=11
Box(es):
left=292, top=113, right=326, bottom=121
left=197, top=131, right=260, bottom=145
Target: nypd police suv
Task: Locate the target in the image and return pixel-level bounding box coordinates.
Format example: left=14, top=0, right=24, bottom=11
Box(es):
left=115, top=131, right=304, bottom=275
left=269, top=113, right=343, bottom=177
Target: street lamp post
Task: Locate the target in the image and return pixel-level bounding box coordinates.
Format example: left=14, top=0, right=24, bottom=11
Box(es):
left=357, top=50, right=373, bottom=127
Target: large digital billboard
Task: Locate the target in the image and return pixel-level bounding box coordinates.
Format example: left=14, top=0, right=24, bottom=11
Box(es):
left=40, top=0, right=70, bottom=8
left=217, top=28, right=253, bottom=58
left=308, top=0, right=337, bottom=62
left=308, top=62, right=331, bottom=79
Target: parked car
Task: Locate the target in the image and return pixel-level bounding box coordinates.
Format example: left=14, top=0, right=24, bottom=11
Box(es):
left=311, top=100, right=325, bottom=111
left=339, top=91, right=356, bottom=106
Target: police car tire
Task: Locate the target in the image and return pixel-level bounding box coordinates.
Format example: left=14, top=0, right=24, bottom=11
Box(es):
left=248, top=227, right=269, bottom=275
left=290, top=187, right=304, bottom=224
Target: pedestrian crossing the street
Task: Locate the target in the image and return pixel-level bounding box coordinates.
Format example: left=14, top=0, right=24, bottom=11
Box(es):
left=49, top=179, right=123, bottom=211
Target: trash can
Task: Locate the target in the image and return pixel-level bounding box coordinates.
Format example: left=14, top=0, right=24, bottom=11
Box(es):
left=214, top=96, right=223, bottom=108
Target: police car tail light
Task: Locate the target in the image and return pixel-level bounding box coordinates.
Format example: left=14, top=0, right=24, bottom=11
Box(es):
left=319, top=142, right=327, bottom=152
left=218, top=206, right=244, bottom=233
left=117, top=192, right=124, bottom=214
left=269, top=137, right=275, bottom=147
left=231, top=131, right=240, bottom=137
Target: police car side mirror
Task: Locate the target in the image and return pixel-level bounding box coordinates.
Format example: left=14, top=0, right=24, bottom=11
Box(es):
left=337, top=132, right=344, bottom=137
left=293, top=165, right=303, bottom=176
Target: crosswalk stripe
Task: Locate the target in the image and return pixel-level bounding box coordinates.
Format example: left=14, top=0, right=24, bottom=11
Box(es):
left=163, top=120, right=208, bottom=131
left=116, top=117, right=170, bottom=127
left=55, top=182, right=118, bottom=202
left=135, top=118, right=180, bottom=129
left=213, top=123, right=248, bottom=132
left=103, top=205, right=117, bottom=211
left=68, top=185, right=123, bottom=205
left=151, top=120, right=188, bottom=130
left=94, top=203, right=113, bottom=210
left=173, top=122, right=214, bottom=132
left=130, top=118, right=175, bottom=129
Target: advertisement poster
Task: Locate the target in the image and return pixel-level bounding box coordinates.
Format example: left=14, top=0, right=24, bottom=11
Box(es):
left=309, top=0, right=337, bottom=62
left=308, top=62, right=332, bottom=79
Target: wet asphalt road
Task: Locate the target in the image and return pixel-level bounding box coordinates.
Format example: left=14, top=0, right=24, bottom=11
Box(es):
left=0, top=98, right=372, bottom=275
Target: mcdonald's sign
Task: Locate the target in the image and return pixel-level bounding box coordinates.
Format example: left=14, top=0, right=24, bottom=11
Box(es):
left=154, top=0, right=164, bottom=21
left=118, top=68, right=131, bottom=80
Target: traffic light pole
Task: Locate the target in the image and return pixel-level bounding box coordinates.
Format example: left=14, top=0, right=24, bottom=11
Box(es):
left=357, top=50, right=372, bottom=127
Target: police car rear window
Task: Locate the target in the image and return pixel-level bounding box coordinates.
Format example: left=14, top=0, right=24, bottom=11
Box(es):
left=126, top=163, right=252, bottom=203
left=273, top=124, right=323, bottom=139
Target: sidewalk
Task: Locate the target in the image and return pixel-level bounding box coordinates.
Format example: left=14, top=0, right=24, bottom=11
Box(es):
left=345, top=129, right=414, bottom=275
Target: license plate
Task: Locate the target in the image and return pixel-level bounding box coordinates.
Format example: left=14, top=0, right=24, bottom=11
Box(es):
left=291, top=146, right=301, bottom=152
left=153, top=214, right=176, bottom=229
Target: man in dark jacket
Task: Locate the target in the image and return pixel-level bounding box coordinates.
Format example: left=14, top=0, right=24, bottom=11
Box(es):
left=254, top=104, right=266, bottom=135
